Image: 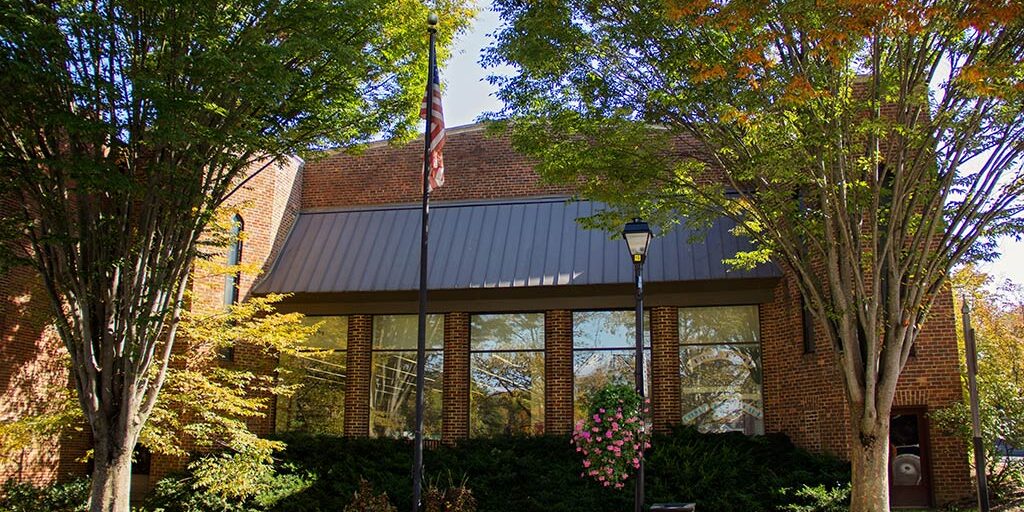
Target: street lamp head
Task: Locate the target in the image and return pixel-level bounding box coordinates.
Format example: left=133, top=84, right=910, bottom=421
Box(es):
left=622, top=218, right=653, bottom=263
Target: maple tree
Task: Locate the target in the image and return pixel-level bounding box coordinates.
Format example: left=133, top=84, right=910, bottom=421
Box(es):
left=485, top=0, right=1024, bottom=509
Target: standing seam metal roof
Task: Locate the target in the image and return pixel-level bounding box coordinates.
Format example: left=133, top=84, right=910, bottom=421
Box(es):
left=252, top=198, right=780, bottom=295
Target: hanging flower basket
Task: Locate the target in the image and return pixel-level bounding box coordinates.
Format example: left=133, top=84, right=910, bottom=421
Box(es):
left=572, top=383, right=651, bottom=489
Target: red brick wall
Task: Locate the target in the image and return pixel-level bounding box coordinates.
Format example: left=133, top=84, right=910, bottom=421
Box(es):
left=145, top=156, right=306, bottom=485
left=0, top=266, right=89, bottom=485
left=760, top=274, right=972, bottom=506
left=442, top=312, right=469, bottom=443
left=301, top=126, right=573, bottom=209
left=544, top=310, right=574, bottom=435
left=344, top=315, right=372, bottom=437
left=650, top=307, right=682, bottom=432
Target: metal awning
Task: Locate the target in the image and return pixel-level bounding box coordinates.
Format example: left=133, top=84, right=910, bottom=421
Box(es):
left=252, top=198, right=779, bottom=295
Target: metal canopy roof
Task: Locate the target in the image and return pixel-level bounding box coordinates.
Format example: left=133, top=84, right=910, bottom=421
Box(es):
left=252, top=198, right=780, bottom=295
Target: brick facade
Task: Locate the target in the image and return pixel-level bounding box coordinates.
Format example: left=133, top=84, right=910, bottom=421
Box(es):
left=442, top=312, right=470, bottom=443
left=0, top=266, right=88, bottom=485
left=344, top=315, right=373, bottom=437
left=1, top=124, right=972, bottom=507
left=650, top=307, right=682, bottom=432
left=544, top=310, right=574, bottom=435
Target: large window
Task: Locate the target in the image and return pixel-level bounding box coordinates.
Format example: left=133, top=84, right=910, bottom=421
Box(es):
left=370, top=315, right=444, bottom=439
left=679, top=306, right=764, bottom=435
left=470, top=313, right=545, bottom=437
left=572, top=311, right=650, bottom=420
left=276, top=316, right=347, bottom=434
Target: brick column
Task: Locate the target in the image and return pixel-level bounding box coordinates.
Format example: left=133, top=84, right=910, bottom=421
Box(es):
left=545, top=310, right=574, bottom=435
left=443, top=312, right=470, bottom=444
left=345, top=315, right=372, bottom=437
left=651, top=307, right=681, bottom=431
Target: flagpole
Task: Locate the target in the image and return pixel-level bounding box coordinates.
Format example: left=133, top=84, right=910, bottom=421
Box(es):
left=412, top=13, right=437, bottom=512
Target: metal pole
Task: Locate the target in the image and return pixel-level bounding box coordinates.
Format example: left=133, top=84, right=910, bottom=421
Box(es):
left=963, top=298, right=990, bottom=512
left=412, top=20, right=436, bottom=512
left=634, top=259, right=645, bottom=512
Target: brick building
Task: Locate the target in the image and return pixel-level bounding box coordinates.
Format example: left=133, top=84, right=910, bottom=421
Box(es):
left=2, top=123, right=971, bottom=507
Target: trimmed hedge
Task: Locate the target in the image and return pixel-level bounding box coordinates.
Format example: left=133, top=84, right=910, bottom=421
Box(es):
left=231, top=426, right=850, bottom=512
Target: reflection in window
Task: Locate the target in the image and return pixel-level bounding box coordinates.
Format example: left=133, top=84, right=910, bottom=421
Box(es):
left=276, top=316, right=347, bottom=434
left=572, top=311, right=650, bottom=421
left=370, top=315, right=444, bottom=439
left=223, top=214, right=243, bottom=307
left=470, top=314, right=544, bottom=437
left=679, top=306, right=764, bottom=435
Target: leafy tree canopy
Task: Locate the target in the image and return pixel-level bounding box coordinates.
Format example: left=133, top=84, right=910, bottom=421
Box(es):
left=484, top=1, right=1023, bottom=509
left=0, top=1, right=473, bottom=509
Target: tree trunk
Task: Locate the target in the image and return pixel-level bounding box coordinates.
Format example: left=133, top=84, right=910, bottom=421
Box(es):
left=849, top=419, right=891, bottom=512
left=88, top=439, right=134, bottom=512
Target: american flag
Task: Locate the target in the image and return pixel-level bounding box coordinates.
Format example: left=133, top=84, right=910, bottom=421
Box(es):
left=420, top=51, right=445, bottom=191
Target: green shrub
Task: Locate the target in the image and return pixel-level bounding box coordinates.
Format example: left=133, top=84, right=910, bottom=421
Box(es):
left=779, top=484, right=851, bottom=512
left=643, top=427, right=849, bottom=511
left=140, top=428, right=849, bottom=512
left=259, top=428, right=848, bottom=512
left=0, top=478, right=89, bottom=512
left=144, top=464, right=313, bottom=512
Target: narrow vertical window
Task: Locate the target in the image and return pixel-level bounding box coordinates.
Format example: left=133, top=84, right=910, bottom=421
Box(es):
left=470, top=313, right=545, bottom=437
left=223, top=214, right=243, bottom=307
left=370, top=315, right=444, bottom=439
left=572, top=310, right=650, bottom=421
left=679, top=305, right=764, bottom=435
left=276, top=316, right=347, bottom=434
left=802, top=298, right=815, bottom=354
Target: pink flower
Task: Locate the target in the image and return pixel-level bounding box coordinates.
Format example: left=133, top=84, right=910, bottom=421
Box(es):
left=593, top=414, right=602, bottom=423
left=583, top=459, right=591, bottom=468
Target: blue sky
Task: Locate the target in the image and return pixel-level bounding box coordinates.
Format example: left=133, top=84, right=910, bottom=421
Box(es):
left=441, top=5, right=504, bottom=127
left=439, top=4, right=1024, bottom=286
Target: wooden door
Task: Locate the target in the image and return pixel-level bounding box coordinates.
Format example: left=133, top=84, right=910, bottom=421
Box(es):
left=889, top=409, right=932, bottom=508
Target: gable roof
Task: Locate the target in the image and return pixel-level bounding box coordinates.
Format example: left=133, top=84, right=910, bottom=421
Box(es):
left=252, top=198, right=779, bottom=295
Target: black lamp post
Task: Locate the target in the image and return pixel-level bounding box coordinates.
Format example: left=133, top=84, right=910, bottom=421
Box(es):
left=623, top=218, right=653, bottom=512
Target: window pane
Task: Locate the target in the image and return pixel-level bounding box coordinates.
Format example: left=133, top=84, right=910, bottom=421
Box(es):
left=276, top=350, right=346, bottom=434
left=573, top=311, right=651, bottom=349
left=275, top=316, right=347, bottom=434
left=302, top=316, right=348, bottom=350
left=370, top=352, right=443, bottom=439
left=680, top=344, right=763, bottom=435
left=573, top=349, right=650, bottom=421
left=678, top=306, right=759, bottom=345
left=471, top=313, right=544, bottom=351
left=470, top=352, right=544, bottom=437
left=373, top=315, right=444, bottom=350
